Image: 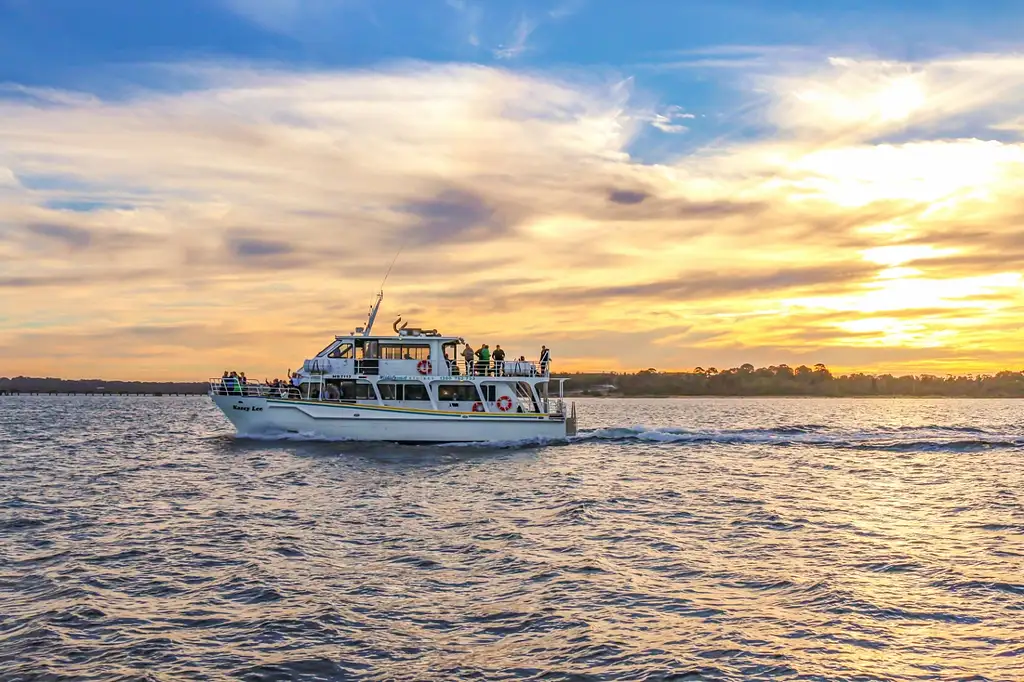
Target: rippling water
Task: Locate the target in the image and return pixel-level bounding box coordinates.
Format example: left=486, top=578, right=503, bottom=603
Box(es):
left=2, top=396, right=1023, bottom=681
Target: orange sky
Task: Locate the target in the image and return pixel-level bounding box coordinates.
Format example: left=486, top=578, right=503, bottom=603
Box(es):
left=3, top=56, right=1024, bottom=380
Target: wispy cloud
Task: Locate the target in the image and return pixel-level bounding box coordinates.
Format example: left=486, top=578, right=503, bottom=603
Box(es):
left=220, top=0, right=362, bottom=39
left=647, top=105, right=696, bottom=133
left=493, top=17, right=535, bottom=60
left=4, top=52, right=1024, bottom=378
left=548, top=0, right=586, bottom=20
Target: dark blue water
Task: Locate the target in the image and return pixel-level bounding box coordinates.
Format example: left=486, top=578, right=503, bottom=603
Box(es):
left=2, top=396, right=1023, bottom=681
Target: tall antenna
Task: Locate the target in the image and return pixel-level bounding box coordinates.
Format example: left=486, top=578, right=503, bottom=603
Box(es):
left=363, top=245, right=403, bottom=336
left=379, top=244, right=403, bottom=292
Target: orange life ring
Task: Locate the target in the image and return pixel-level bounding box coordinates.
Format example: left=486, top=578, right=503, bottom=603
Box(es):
left=417, top=359, right=432, bottom=375
left=471, top=401, right=485, bottom=412
left=496, top=395, right=513, bottom=412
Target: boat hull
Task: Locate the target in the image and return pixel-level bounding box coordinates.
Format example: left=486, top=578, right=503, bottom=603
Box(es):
left=211, top=394, right=569, bottom=442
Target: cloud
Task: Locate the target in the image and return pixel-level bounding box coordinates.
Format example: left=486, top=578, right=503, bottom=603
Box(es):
left=648, top=105, right=695, bottom=133
left=758, top=54, right=1024, bottom=144
left=24, top=222, right=92, bottom=250
left=607, top=189, right=647, bottom=205
left=226, top=232, right=295, bottom=258
left=3, top=53, right=1024, bottom=378
left=493, top=17, right=535, bottom=60
left=398, top=188, right=505, bottom=244
left=219, top=0, right=355, bottom=38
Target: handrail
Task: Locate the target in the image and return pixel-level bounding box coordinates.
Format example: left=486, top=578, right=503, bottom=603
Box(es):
left=296, top=359, right=551, bottom=377
left=209, top=379, right=301, bottom=399
left=439, top=359, right=549, bottom=377
left=208, top=376, right=571, bottom=417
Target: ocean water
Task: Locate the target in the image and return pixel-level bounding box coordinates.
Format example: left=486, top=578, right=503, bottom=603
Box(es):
left=1, top=396, right=1023, bottom=681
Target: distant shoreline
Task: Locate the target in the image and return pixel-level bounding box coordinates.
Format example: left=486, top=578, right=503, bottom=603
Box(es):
left=566, top=393, right=1024, bottom=399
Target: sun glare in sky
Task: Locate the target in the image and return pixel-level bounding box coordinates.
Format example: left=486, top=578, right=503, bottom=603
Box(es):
left=2, top=1, right=1024, bottom=380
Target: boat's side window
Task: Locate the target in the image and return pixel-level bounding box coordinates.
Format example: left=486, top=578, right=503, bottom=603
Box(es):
left=515, top=382, right=538, bottom=411
left=336, top=380, right=375, bottom=400
left=438, top=384, right=479, bottom=402
left=402, top=383, right=430, bottom=401
left=482, top=385, right=496, bottom=402
left=380, top=344, right=430, bottom=361
left=404, top=345, right=430, bottom=361
left=329, top=343, right=352, bottom=359
left=378, top=383, right=399, bottom=400
left=355, top=381, right=375, bottom=400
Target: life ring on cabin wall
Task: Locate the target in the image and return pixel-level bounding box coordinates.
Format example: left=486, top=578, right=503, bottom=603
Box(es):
left=471, top=401, right=485, bottom=412
left=417, top=359, right=432, bottom=375
left=496, top=395, right=513, bottom=412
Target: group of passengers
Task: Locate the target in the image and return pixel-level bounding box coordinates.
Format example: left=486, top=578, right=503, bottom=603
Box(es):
left=447, top=344, right=551, bottom=376
left=216, top=370, right=248, bottom=395
left=260, top=374, right=299, bottom=397
left=216, top=370, right=301, bottom=397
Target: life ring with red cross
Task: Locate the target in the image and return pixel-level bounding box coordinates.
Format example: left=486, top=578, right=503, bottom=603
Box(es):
left=471, top=401, right=485, bottom=412
left=417, top=359, right=431, bottom=375
left=496, top=395, right=513, bottom=412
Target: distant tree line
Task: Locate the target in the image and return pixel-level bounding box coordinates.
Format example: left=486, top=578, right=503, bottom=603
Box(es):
left=6, top=364, right=1024, bottom=398
left=0, top=376, right=207, bottom=394
left=563, top=364, right=1024, bottom=398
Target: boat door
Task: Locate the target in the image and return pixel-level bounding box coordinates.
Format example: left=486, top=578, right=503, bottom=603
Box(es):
left=354, top=339, right=380, bottom=375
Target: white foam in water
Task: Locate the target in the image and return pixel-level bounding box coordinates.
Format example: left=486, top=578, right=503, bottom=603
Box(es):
left=571, top=424, right=1024, bottom=452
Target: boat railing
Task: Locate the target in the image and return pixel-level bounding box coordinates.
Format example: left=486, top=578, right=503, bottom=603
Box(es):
left=209, top=379, right=301, bottom=399
left=441, top=359, right=549, bottom=377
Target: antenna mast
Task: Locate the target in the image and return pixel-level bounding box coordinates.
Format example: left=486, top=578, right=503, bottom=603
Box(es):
left=363, top=246, right=403, bottom=336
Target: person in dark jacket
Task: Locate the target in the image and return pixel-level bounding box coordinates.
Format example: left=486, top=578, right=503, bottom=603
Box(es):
left=492, top=345, right=506, bottom=376
left=539, top=346, right=551, bottom=375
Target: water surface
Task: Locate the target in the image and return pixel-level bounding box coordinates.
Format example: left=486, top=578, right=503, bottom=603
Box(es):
left=1, top=396, right=1022, bottom=680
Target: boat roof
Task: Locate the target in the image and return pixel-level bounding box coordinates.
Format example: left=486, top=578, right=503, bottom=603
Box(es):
left=334, top=331, right=461, bottom=342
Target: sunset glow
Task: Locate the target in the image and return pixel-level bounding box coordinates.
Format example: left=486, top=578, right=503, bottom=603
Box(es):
left=3, top=3, right=1024, bottom=380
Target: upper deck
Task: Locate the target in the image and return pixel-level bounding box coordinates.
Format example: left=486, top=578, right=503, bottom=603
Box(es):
left=302, top=326, right=551, bottom=380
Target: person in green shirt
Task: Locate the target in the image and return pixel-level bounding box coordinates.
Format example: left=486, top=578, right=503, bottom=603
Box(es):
left=476, top=344, right=491, bottom=376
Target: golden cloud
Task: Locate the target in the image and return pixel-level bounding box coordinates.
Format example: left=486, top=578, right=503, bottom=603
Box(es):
left=2, top=55, right=1024, bottom=380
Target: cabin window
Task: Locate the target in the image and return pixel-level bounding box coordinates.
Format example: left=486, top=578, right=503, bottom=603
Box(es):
left=481, top=384, right=497, bottom=402
left=380, top=344, right=430, bottom=360
left=437, top=384, right=480, bottom=402
left=515, top=382, right=539, bottom=412
left=328, top=343, right=352, bottom=359
left=337, top=380, right=375, bottom=400
left=402, top=383, right=430, bottom=401
left=377, top=382, right=430, bottom=401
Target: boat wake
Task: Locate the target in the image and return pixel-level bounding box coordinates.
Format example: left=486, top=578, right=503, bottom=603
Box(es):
left=571, top=424, right=1024, bottom=452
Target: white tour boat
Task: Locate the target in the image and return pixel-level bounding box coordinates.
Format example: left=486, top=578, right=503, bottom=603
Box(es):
left=208, top=292, right=577, bottom=442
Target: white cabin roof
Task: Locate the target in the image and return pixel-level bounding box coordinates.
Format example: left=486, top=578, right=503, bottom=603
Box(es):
left=334, top=331, right=461, bottom=342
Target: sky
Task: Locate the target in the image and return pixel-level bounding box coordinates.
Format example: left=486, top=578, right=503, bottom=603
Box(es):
left=3, top=0, right=1024, bottom=380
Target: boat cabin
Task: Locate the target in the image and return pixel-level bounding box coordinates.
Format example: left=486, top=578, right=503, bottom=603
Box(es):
left=288, top=326, right=558, bottom=415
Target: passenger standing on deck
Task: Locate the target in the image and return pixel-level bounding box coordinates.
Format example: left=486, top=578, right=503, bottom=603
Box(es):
left=476, top=344, right=491, bottom=376
left=462, top=344, right=475, bottom=375
left=540, top=346, right=551, bottom=375
left=492, top=345, right=506, bottom=376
